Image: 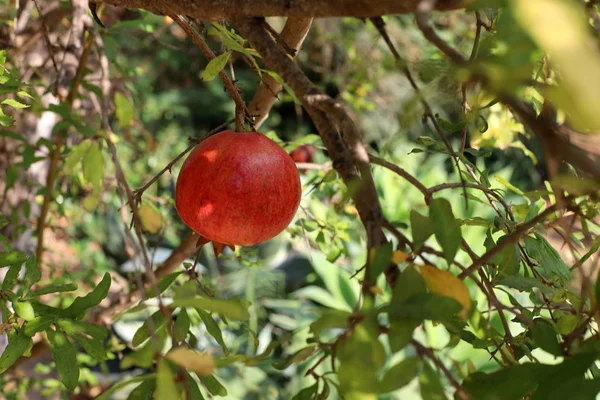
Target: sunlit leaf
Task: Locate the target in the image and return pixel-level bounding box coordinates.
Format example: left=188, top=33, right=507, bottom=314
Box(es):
left=0, top=250, right=26, bottom=268
left=155, top=358, right=179, bottom=400
left=201, top=51, right=232, bottom=81
left=115, top=92, right=134, bottom=128
left=199, top=374, right=227, bottom=397
left=139, top=202, right=163, bottom=234
left=171, top=296, right=249, bottom=320
left=419, top=265, right=471, bottom=319
left=165, top=347, right=215, bottom=376
left=127, top=379, right=156, bottom=400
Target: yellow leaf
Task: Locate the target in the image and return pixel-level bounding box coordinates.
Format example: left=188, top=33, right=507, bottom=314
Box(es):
left=513, top=0, right=600, bottom=130
left=418, top=265, right=471, bottom=319
left=139, top=203, right=163, bottom=234
left=392, top=251, right=409, bottom=264
left=165, top=347, right=215, bottom=376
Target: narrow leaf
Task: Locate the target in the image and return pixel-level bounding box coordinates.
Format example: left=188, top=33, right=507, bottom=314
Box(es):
left=155, top=359, right=179, bottom=400
left=0, top=330, right=32, bottom=373
left=115, top=92, right=134, bottom=128
left=198, top=374, right=227, bottom=397
left=201, top=51, right=232, bottom=81
left=61, top=273, right=111, bottom=318
left=47, top=329, right=79, bottom=391
left=196, top=308, right=228, bottom=355
left=170, top=297, right=249, bottom=320
left=165, top=347, right=215, bottom=376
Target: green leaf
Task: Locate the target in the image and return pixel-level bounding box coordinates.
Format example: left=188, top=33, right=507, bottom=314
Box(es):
left=309, top=309, right=351, bottom=339
left=379, top=357, right=421, bottom=393
left=492, top=237, right=520, bottom=277
left=524, top=234, right=571, bottom=280
left=497, top=275, right=552, bottom=294
left=391, top=293, right=463, bottom=323
left=1, top=98, right=29, bottom=109
left=556, top=314, right=579, bottom=335
left=420, top=363, right=448, bottom=400
left=24, top=256, right=40, bottom=287
left=272, top=346, right=317, bottom=370
left=61, top=273, right=111, bottom=318
left=368, top=242, right=394, bottom=282
left=531, top=318, right=561, bottom=356
left=47, top=329, right=79, bottom=391
left=429, top=198, right=462, bottom=264
left=155, top=359, right=180, bottom=400
left=186, top=372, right=206, bottom=400
left=147, top=271, right=184, bottom=297
left=170, top=297, right=249, bottom=320
left=410, top=210, right=434, bottom=250
left=198, top=374, right=228, bottom=397
left=173, top=308, right=190, bottom=343
left=96, top=374, right=155, bottom=400
left=127, top=379, right=156, bottom=400
left=63, top=141, right=91, bottom=175
left=82, top=141, right=104, bottom=191
left=291, top=383, right=318, bottom=400
left=201, top=51, right=232, bottom=81
left=196, top=309, right=228, bottom=355
left=540, top=377, right=600, bottom=400
left=71, top=333, right=107, bottom=361
left=23, top=316, right=57, bottom=336
left=57, top=319, right=109, bottom=340
left=462, top=363, right=544, bottom=400
left=27, top=283, right=78, bottom=298
left=0, top=330, right=32, bottom=373
left=114, top=92, right=134, bottom=128
left=0, top=250, right=26, bottom=267
left=337, top=315, right=385, bottom=395
left=132, top=310, right=167, bottom=347
left=389, top=266, right=427, bottom=351
left=13, top=300, right=35, bottom=321
left=2, top=262, right=21, bottom=290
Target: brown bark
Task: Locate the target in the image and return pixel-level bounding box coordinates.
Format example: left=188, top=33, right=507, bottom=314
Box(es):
left=95, top=0, right=465, bottom=20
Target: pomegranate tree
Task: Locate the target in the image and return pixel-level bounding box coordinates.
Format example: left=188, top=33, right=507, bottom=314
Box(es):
left=175, top=130, right=302, bottom=247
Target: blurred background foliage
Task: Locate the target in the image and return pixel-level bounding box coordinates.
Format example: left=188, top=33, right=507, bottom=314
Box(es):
left=0, top=0, right=599, bottom=399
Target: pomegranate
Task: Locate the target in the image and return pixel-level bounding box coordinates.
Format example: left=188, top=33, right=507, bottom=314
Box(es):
left=175, top=130, right=302, bottom=246
left=289, top=145, right=315, bottom=163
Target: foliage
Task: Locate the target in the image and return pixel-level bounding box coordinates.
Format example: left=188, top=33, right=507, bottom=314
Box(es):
left=0, top=1, right=599, bottom=399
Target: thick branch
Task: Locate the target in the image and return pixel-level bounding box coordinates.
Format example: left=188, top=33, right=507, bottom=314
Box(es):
left=233, top=17, right=386, bottom=269
left=96, top=0, right=464, bottom=20
left=248, top=17, right=312, bottom=128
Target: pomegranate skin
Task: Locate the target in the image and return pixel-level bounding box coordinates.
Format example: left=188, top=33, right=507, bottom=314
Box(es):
left=175, top=130, right=302, bottom=246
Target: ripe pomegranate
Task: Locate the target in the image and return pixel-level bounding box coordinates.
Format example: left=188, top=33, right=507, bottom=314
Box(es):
left=289, top=145, right=315, bottom=163
left=175, top=130, right=302, bottom=247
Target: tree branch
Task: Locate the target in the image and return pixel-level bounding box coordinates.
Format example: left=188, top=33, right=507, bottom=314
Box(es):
left=233, top=17, right=386, bottom=288
left=248, top=17, right=312, bottom=128
left=95, top=0, right=465, bottom=20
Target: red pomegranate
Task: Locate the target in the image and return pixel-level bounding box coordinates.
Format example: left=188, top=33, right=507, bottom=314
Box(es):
left=289, top=145, right=315, bottom=163
left=175, top=130, right=302, bottom=246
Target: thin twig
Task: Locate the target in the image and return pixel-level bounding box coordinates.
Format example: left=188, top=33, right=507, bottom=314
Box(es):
left=458, top=202, right=562, bottom=279
left=172, top=15, right=248, bottom=132
left=132, top=118, right=235, bottom=200
left=35, top=34, right=94, bottom=262
left=411, top=339, right=471, bottom=400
